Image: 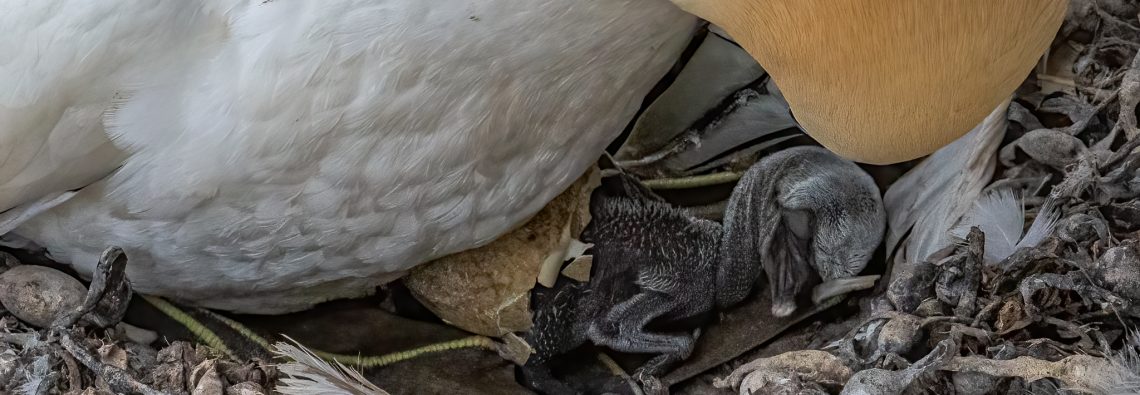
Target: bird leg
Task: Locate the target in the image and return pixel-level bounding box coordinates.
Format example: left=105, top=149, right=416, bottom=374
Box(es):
left=588, top=292, right=694, bottom=356
left=587, top=291, right=695, bottom=393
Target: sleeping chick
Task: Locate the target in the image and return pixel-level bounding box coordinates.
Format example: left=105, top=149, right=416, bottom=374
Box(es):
left=521, top=173, right=721, bottom=395
left=718, top=146, right=886, bottom=317
left=521, top=146, right=885, bottom=394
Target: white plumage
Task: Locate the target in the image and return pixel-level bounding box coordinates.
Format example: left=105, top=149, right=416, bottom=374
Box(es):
left=950, top=189, right=1060, bottom=266
left=1, top=0, right=696, bottom=312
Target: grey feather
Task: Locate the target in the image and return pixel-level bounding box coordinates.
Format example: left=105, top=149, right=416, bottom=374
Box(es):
left=17, top=355, right=52, bottom=395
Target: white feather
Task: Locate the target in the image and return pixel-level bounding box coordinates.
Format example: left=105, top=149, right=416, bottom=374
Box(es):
left=951, top=189, right=1061, bottom=266
left=1018, top=197, right=1061, bottom=254
left=3, top=0, right=697, bottom=313
left=274, top=338, right=389, bottom=395
left=1071, top=330, right=1140, bottom=395
left=952, top=189, right=1023, bottom=261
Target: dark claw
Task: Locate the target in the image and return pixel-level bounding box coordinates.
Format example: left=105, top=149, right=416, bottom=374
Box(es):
left=87, top=247, right=133, bottom=327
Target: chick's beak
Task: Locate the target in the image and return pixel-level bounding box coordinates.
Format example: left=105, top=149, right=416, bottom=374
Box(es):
left=812, top=275, right=880, bottom=305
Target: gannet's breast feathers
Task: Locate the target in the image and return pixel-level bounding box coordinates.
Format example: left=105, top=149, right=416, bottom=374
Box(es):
left=0, top=1, right=225, bottom=214
left=9, top=0, right=697, bottom=313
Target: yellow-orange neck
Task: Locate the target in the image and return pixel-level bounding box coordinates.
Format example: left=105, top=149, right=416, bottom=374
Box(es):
left=673, top=0, right=1068, bottom=164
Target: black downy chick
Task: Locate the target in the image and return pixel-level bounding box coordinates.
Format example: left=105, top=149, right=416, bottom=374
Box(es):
left=522, top=173, right=722, bottom=395
left=521, top=146, right=885, bottom=394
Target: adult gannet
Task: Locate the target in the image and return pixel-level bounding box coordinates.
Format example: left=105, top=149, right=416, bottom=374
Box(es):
left=0, top=0, right=1067, bottom=312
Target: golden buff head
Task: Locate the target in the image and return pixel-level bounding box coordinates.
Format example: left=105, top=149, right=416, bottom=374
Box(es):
left=670, top=0, right=1068, bottom=164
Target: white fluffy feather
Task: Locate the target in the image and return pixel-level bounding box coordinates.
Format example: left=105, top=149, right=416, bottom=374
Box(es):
left=274, top=338, right=389, bottom=395
left=951, top=189, right=1061, bottom=266
left=1072, top=331, right=1140, bottom=395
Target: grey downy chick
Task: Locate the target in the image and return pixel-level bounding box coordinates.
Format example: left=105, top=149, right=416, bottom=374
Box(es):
left=718, top=145, right=886, bottom=317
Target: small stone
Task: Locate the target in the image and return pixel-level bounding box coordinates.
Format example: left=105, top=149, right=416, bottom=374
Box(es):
left=875, top=314, right=923, bottom=357
left=1090, top=241, right=1140, bottom=300
left=912, top=298, right=946, bottom=317
left=0, top=265, right=87, bottom=328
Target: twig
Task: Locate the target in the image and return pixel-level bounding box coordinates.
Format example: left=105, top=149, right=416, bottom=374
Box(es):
left=642, top=171, right=742, bottom=190
left=307, top=336, right=497, bottom=369
left=596, top=352, right=645, bottom=395
left=0, top=332, right=35, bottom=347
left=59, top=347, right=83, bottom=392
left=940, top=354, right=1111, bottom=390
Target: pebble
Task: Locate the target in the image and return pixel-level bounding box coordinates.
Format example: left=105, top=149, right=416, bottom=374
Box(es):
left=0, top=265, right=87, bottom=328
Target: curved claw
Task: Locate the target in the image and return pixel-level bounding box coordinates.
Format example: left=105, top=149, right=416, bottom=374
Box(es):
left=811, top=275, right=880, bottom=305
